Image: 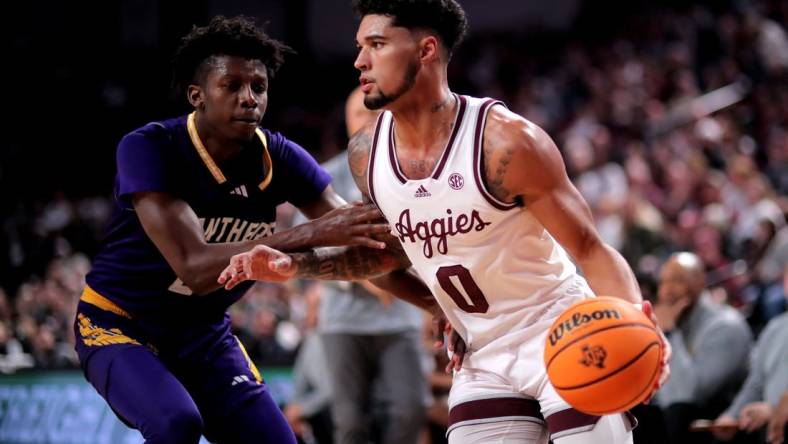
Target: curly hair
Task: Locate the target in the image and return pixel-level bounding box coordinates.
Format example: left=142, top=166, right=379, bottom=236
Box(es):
left=353, top=0, right=468, bottom=58
left=172, top=15, right=291, bottom=95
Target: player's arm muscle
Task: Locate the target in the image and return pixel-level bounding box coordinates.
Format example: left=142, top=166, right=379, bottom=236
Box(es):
left=482, top=107, right=641, bottom=303
left=133, top=191, right=353, bottom=295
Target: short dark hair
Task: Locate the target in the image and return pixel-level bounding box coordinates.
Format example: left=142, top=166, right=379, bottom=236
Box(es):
left=353, top=0, right=468, bottom=58
left=172, top=15, right=291, bottom=94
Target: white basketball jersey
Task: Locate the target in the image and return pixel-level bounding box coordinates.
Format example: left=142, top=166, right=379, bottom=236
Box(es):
left=368, top=95, right=594, bottom=354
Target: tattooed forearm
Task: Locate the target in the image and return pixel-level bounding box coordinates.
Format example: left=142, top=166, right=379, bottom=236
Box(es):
left=291, top=246, right=402, bottom=281
left=292, top=230, right=411, bottom=281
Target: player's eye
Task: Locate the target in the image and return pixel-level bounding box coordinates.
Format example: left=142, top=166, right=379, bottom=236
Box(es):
left=252, top=84, right=267, bottom=94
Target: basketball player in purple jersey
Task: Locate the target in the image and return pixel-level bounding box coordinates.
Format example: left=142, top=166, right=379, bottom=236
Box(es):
left=71, top=15, right=426, bottom=443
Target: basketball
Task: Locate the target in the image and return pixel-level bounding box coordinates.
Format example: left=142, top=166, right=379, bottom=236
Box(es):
left=543, top=296, right=663, bottom=415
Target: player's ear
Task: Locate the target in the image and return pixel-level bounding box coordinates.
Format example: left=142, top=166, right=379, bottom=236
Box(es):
left=419, top=35, right=440, bottom=64
left=187, top=85, right=205, bottom=110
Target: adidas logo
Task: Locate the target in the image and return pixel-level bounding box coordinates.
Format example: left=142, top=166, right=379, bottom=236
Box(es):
left=231, top=375, right=251, bottom=386
left=414, top=185, right=431, bottom=198
left=230, top=185, right=248, bottom=197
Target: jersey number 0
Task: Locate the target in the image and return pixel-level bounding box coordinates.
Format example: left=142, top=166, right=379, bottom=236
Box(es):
left=436, top=265, right=489, bottom=313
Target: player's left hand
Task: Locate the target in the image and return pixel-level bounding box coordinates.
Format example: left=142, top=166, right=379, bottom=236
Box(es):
left=433, top=314, right=467, bottom=373
left=308, top=202, right=391, bottom=249
left=218, top=245, right=296, bottom=289
left=642, top=300, right=671, bottom=402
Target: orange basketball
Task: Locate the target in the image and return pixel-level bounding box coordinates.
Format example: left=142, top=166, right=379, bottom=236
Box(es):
left=543, top=296, right=663, bottom=415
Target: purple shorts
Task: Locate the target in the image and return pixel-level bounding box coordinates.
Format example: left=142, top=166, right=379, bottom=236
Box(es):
left=74, top=299, right=294, bottom=443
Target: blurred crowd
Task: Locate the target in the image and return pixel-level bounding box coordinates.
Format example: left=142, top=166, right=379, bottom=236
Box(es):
left=0, top=0, right=786, bottom=442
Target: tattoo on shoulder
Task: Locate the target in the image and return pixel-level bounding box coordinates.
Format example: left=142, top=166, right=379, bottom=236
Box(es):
left=483, top=139, right=516, bottom=203
left=348, top=128, right=373, bottom=195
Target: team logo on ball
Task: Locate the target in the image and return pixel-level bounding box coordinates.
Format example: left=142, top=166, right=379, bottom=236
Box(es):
left=580, top=344, right=607, bottom=369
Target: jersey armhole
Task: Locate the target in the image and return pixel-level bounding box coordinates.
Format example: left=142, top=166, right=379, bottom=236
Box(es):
left=366, top=112, right=386, bottom=208
left=473, top=101, right=520, bottom=211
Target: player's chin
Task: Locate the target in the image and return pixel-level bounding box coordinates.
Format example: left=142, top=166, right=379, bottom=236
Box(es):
left=363, top=93, right=388, bottom=110
left=230, top=121, right=259, bottom=139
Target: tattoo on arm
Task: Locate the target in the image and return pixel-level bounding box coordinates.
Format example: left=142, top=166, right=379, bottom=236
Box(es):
left=348, top=128, right=372, bottom=196
left=483, top=138, right=517, bottom=203
left=322, top=123, right=413, bottom=280
left=292, top=246, right=398, bottom=280
left=292, top=232, right=411, bottom=281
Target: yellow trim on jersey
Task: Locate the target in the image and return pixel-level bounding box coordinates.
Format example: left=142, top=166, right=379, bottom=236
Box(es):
left=187, top=112, right=273, bottom=190
left=235, top=336, right=263, bottom=384
left=255, top=128, right=273, bottom=191
left=187, top=112, right=227, bottom=184
left=80, top=286, right=132, bottom=319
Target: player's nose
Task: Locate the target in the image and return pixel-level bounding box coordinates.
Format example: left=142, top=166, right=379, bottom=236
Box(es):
left=354, top=47, right=369, bottom=71
left=239, top=85, right=258, bottom=107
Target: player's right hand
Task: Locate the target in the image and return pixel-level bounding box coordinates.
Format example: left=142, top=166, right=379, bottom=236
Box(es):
left=309, top=202, right=390, bottom=249
left=433, top=314, right=467, bottom=373
left=642, top=300, right=672, bottom=402
left=218, top=245, right=296, bottom=289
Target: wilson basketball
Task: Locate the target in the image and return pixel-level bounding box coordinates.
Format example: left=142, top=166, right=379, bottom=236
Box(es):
left=543, top=296, right=663, bottom=415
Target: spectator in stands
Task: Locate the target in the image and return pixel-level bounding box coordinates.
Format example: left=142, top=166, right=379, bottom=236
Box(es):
left=712, top=269, right=788, bottom=442
left=0, top=320, right=33, bottom=373
left=0, top=289, right=12, bottom=326
left=245, top=305, right=298, bottom=367
left=768, top=391, right=788, bottom=444
left=284, top=283, right=334, bottom=444
left=654, top=252, right=753, bottom=443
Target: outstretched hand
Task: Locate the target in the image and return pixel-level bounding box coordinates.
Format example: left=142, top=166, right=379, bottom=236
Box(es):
left=642, top=300, right=672, bottom=403
left=218, top=245, right=296, bottom=289
left=309, top=202, right=391, bottom=249
left=433, top=314, right=467, bottom=373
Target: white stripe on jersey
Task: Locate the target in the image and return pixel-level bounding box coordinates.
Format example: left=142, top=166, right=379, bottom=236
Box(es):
left=369, top=95, right=593, bottom=353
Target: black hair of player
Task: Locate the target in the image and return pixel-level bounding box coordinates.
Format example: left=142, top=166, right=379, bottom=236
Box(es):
left=353, top=0, right=468, bottom=59
left=172, top=15, right=292, bottom=97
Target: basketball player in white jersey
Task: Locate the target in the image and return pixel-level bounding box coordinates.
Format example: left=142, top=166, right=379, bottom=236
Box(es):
left=219, top=1, right=671, bottom=442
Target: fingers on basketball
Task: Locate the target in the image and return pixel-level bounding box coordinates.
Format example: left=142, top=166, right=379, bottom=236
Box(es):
left=544, top=297, right=664, bottom=415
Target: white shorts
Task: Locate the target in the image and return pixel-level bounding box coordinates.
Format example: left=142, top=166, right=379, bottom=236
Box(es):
left=448, top=316, right=568, bottom=417
left=447, top=315, right=636, bottom=441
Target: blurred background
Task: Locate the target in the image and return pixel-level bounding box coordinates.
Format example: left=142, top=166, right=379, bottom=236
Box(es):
left=2, top=0, right=786, bottom=443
